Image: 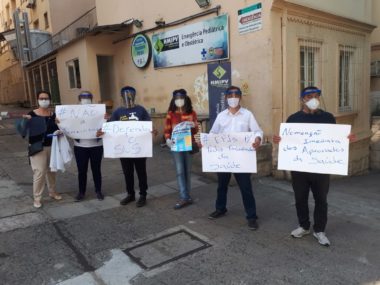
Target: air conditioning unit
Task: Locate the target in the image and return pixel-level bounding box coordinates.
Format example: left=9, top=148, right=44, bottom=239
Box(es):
left=26, top=0, right=36, bottom=9
left=371, top=61, right=380, bottom=77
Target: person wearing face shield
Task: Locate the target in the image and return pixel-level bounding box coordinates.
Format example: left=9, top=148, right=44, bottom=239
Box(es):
left=104, top=86, right=151, bottom=207
left=23, top=91, right=62, bottom=208
left=273, top=86, right=355, bottom=246
left=207, top=86, right=263, bottom=231
left=73, top=91, right=104, bottom=202
left=164, top=89, right=199, bottom=209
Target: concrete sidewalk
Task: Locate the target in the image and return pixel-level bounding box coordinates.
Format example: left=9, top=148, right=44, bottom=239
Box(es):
left=0, top=114, right=379, bottom=285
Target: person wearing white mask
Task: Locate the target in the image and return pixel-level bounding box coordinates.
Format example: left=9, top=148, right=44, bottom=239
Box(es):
left=208, top=85, right=263, bottom=230
left=73, top=91, right=104, bottom=202
left=164, top=89, right=199, bottom=209
left=23, top=91, right=62, bottom=208
left=273, top=86, right=356, bottom=246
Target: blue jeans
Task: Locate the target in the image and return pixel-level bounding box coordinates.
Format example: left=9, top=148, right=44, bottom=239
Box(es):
left=215, top=172, right=257, bottom=220
left=172, top=151, right=192, bottom=200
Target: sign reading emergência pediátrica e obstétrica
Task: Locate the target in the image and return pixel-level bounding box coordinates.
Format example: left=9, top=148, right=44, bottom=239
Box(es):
left=277, top=123, right=351, bottom=175
left=152, top=14, right=229, bottom=68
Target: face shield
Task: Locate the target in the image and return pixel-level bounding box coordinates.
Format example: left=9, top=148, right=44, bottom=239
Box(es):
left=122, top=91, right=136, bottom=108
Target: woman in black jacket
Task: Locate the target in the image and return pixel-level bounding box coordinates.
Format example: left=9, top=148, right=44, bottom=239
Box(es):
left=24, top=91, right=62, bottom=208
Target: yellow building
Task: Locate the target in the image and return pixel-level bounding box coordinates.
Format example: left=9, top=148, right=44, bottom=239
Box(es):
left=0, top=0, right=376, bottom=175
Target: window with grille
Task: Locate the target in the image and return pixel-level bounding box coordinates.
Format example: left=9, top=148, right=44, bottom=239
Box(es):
left=299, top=40, right=321, bottom=91
left=67, top=59, right=81, bottom=89
left=339, top=45, right=355, bottom=112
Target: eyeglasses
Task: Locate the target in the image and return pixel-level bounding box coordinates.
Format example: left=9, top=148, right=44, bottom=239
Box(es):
left=39, top=98, right=50, bottom=101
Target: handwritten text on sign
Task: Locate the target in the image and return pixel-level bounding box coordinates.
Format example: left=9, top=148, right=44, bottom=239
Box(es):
left=200, top=132, right=257, bottom=173
left=102, top=121, right=152, bottom=158
left=56, top=104, right=105, bottom=139
left=278, top=123, right=351, bottom=175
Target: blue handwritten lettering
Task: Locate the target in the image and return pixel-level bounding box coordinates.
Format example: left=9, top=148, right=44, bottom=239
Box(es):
left=309, top=156, right=343, bottom=165
left=282, top=127, right=322, bottom=138
left=209, top=161, right=241, bottom=171
left=302, top=146, right=344, bottom=156
left=283, top=145, right=297, bottom=151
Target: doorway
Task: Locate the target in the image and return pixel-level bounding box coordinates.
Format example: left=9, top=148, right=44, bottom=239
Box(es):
left=97, top=55, right=115, bottom=110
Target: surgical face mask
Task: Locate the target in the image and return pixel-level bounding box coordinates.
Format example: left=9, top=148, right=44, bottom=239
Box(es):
left=305, top=98, right=320, bottom=110
left=175, top=99, right=185, bottom=108
left=227, top=97, right=240, bottom=108
left=80, top=99, right=92, bottom=105
left=38, top=99, right=50, bottom=108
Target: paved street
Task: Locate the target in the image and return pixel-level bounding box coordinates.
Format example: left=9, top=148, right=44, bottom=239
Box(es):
left=0, top=107, right=379, bottom=285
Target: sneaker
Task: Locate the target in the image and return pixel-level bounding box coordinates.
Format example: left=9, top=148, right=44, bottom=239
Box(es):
left=49, top=192, right=62, bottom=200
left=248, top=219, right=259, bottom=230
left=96, top=192, right=104, bottom=201
left=33, top=200, right=42, bottom=208
left=291, top=226, right=310, bottom=238
left=136, top=196, right=146, bottom=207
left=313, top=232, right=330, bottom=247
left=208, top=209, right=227, bottom=219
left=120, top=195, right=135, bottom=205
left=75, top=194, right=85, bottom=202
left=174, top=199, right=193, bottom=210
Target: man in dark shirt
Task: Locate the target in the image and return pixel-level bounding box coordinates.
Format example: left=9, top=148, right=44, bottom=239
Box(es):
left=102, top=86, right=151, bottom=207
left=273, top=86, right=354, bottom=246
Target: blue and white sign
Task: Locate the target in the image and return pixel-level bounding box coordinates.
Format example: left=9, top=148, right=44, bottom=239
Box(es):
left=152, top=15, right=229, bottom=68
left=278, top=123, right=351, bottom=175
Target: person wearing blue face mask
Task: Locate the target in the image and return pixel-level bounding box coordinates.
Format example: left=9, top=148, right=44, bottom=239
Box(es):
left=73, top=91, right=104, bottom=202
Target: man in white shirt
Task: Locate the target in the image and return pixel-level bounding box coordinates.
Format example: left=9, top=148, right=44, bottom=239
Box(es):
left=208, top=85, right=263, bottom=230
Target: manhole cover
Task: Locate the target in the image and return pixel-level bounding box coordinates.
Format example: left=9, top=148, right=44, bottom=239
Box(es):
left=123, top=230, right=211, bottom=269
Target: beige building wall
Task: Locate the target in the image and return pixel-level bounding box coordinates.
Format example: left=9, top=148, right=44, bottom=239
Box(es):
left=56, top=39, right=89, bottom=104
left=49, top=0, right=95, bottom=34
left=286, top=0, right=372, bottom=24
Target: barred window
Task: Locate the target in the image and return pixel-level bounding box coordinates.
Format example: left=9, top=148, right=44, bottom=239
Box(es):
left=339, top=45, right=355, bottom=112
left=299, top=39, right=322, bottom=91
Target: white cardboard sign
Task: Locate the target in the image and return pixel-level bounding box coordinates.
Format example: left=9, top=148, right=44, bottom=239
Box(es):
left=56, top=104, right=105, bottom=139
left=102, top=121, right=152, bottom=158
left=278, top=123, right=351, bottom=175
left=200, top=132, right=257, bottom=173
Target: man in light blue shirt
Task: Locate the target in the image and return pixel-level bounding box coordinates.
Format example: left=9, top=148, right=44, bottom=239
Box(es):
left=208, top=85, right=263, bottom=230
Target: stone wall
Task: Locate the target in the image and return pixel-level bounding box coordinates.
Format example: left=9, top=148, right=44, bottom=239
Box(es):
left=370, top=116, right=380, bottom=170
left=0, top=64, right=25, bottom=105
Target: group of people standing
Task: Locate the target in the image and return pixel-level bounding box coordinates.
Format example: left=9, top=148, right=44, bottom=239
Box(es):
left=23, top=84, right=354, bottom=247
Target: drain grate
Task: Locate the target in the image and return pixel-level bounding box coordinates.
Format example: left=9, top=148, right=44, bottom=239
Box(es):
left=123, top=229, right=211, bottom=270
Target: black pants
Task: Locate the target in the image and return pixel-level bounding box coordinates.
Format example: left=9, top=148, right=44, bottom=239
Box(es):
left=291, top=171, right=330, bottom=232
left=74, top=146, right=103, bottom=195
left=120, top=158, right=147, bottom=197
